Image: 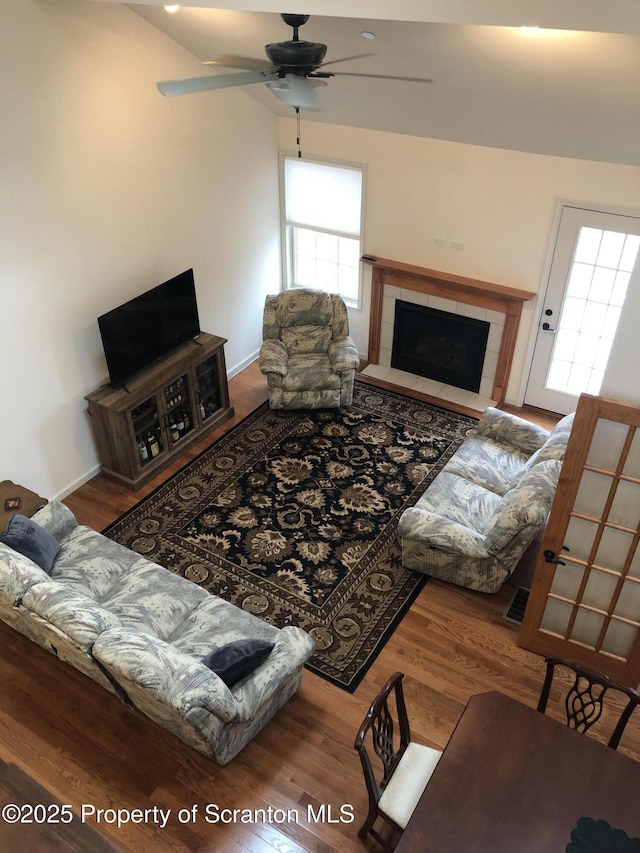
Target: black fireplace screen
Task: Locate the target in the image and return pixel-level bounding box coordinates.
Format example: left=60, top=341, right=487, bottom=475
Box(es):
left=391, top=300, right=490, bottom=393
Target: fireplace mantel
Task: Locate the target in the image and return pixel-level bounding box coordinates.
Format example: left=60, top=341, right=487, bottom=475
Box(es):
left=362, top=256, right=536, bottom=404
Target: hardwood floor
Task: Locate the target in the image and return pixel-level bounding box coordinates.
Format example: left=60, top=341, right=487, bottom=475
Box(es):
left=1, top=364, right=637, bottom=852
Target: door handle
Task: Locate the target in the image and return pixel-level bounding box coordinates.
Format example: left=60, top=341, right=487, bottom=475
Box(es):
left=542, top=322, right=556, bottom=332
left=544, top=549, right=566, bottom=566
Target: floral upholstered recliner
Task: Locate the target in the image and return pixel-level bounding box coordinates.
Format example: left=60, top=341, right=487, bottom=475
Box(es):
left=398, top=408, right=574, bottom=593
left=258, top=288, right=361, bottom=409
left=0, top=501, right=315, bottom=764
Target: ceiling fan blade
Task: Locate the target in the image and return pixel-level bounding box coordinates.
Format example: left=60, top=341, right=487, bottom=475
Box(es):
left=319, top=53, right=375, bottom=69
left=205, top=54, right=274, bottom=72
left=157, top=69, right=279, bottom=97
left=332, top=72, right=434, bottom=83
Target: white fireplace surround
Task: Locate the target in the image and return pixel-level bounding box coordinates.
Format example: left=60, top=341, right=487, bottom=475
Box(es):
left=364, top=284, right=503, bottom=410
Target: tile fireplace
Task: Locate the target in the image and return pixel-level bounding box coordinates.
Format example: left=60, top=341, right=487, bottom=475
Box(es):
left=362, top=256, right=536, bottom=408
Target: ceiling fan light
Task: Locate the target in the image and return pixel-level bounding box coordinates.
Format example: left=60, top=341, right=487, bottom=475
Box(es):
left=266, top=75, right=326, bottom=109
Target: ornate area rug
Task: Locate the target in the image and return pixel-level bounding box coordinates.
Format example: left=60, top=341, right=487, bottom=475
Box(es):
left=104, top=383, right=477, bottom=691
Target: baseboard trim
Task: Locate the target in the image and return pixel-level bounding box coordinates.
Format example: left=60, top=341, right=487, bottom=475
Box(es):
left=228, top=349, right=260, bottom=378
left=52, top=464, right=102, bottom=502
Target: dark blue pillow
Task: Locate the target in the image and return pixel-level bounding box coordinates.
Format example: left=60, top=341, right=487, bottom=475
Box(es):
left=202, top=639, right=275, bottom=687
left=0, top=514, right=61, bottom=575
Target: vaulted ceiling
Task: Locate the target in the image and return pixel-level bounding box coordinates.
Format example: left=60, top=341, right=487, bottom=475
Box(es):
left=94, top=1, right=640, bottom=165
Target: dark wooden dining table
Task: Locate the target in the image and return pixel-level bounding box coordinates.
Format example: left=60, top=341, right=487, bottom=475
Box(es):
left=396, top=690, right=640, bottom=852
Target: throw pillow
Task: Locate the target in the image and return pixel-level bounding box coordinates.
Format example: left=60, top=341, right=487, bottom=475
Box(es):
left=0, top=514, right=61, bottom=575
left=202, top=638, right=275, bottom=687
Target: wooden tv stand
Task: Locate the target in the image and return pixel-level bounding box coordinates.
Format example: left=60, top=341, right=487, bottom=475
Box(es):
left=85, top=332, right=233, bottom=490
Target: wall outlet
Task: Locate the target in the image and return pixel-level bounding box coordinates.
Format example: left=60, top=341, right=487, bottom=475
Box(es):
left=452, top=240, right=464, bottom=250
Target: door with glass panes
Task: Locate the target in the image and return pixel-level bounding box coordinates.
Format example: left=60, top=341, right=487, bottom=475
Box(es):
left=525, top=205, right=640, bottom=415
left=518, top=394, right=640, bottom=687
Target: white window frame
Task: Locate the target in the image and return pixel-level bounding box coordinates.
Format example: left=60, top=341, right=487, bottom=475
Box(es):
left=279, top=152, right=366, bottom=309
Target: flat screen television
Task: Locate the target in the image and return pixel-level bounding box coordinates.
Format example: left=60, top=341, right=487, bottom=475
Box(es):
left=98, top=269, right=200, bottom=387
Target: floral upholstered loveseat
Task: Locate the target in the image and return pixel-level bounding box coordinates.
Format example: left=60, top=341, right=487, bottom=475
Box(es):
left=0, top=501, right=315, bottom=764
left=398, top=408, right=574, bottom=593
left=258, top=288, right=361, bottom=409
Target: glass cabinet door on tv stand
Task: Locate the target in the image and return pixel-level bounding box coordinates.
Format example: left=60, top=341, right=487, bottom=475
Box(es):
left=163, top=374, right=195, bottom=448
left=85, top=332, right=233, bottom=491
left=131, top=395, right=164, bottom=467
left=195, top=352, right=223, bottom=422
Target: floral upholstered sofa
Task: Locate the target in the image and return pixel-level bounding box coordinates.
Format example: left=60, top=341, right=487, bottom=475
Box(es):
left=398, top=408, right=574, bottom=593
left=0, top=501, right=315, bottom=764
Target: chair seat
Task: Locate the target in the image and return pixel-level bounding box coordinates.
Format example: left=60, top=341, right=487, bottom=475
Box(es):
left=282, top=353, right=341, bottom=392
left=378, top=742, right=442, bottom=829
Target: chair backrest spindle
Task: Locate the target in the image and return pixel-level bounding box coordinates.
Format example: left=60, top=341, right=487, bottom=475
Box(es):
left=537, top=657, right=640, bottom=750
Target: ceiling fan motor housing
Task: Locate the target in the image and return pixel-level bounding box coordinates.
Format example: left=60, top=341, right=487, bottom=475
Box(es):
left=265, top=39, right=327, bottom=74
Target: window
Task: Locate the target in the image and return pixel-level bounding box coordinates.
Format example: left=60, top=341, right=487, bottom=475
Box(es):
left=281, top=155, right=364, bottom=306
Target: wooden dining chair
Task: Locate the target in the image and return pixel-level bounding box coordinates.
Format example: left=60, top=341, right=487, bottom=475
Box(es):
left=354, top=672, right=442, bottom=850
left=537, top=656, right=640, bottom=750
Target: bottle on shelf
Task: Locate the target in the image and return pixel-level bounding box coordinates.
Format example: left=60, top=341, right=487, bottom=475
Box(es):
left=170, top=416, right=179, bottom=442
left=138, top=435, right=149, bottom=464
left=176, top=409, right=185, bottom=434
left=148, top=430, right=160, bottom=458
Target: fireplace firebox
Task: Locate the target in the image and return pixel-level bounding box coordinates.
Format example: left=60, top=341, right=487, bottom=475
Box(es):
left=391, top=300, right=490, bottom=393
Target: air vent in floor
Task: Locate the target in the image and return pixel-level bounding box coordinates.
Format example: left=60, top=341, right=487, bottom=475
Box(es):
left=503, top=586, right=530, bottom=625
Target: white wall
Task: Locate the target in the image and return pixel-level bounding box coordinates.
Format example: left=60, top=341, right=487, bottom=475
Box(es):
left=278, top=119, right=640, bottom=403
left=1, top=0, right=281, bottom=499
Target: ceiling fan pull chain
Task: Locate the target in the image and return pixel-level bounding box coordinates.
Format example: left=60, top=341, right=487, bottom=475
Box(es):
left=296, top=107, right=302, bottom=158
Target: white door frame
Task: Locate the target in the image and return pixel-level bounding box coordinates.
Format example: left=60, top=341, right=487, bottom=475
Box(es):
left=515, top=198, right=640, bottom=409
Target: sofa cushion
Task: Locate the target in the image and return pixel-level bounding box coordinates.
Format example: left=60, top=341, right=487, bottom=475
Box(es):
left=0, top=515, right=60, bottom=575
left=444, top=436, right=530, bottom=496
left=416, top=472, right=503, bottom=535
left=202, top=639, right=275, bottom=687
left=21, top=580, right=123, bottom=648
left=51, top=526, right=209, bottom=640
left=90, top=562, right=209, bottom=641
left=169, top=594, right=281, bottom=658
left=51, top=525, right=155, bottom=596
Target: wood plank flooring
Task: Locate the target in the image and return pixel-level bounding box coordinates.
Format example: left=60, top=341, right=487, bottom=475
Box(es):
left=1, top=363, right=637, bottom=852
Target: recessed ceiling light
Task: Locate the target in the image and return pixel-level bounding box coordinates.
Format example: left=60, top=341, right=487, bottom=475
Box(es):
left=164, top=4, right=180, bottom=12
left=361, top=31, right=376, bottom=40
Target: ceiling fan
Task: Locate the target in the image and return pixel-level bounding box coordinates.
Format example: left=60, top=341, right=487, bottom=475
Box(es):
left=157, top=13, right=433, bottom=110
